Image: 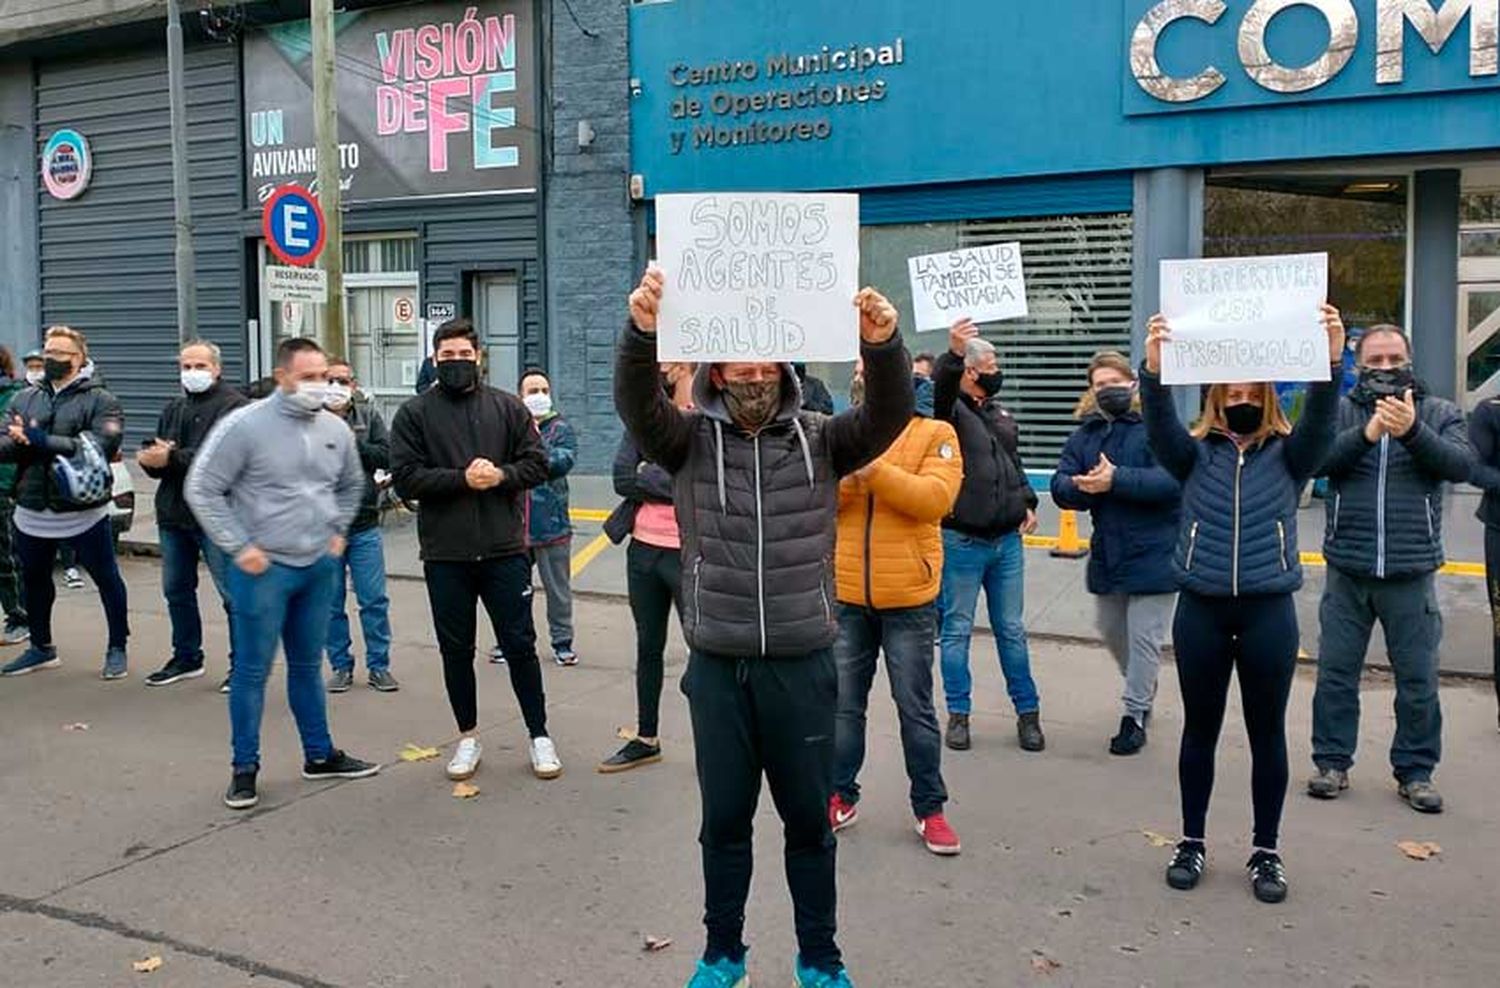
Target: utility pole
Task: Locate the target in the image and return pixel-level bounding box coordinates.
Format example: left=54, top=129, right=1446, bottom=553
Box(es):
left=166, top=0, right=197, bottom=343
left=311, top=0, right=345, bottom=357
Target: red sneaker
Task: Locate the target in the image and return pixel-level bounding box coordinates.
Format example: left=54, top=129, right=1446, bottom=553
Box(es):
left=916, top=813, right=961, bottom=855
left=828, top=794, right=859, bottom=833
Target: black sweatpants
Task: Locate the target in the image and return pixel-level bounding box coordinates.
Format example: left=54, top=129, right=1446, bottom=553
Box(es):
left=627, top=540, right=682, bottom=738
left=1172, top=591, right=1298, bottom=850
left=424, top=553, right=548, bottom=737
left=1487, top=526, right=1500, bottom=714
left=683, top=649, right=841, bottom=972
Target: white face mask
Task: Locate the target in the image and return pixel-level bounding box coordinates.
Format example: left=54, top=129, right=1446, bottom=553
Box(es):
left=323, top=382, right=353, bottom=410
left=25, top=369, right=43, bottom=386
left=287, top=381, right=330, bottom=412
left=523, top=392, right=553, bottom=417
left=181, top=369, right=215, bottom=394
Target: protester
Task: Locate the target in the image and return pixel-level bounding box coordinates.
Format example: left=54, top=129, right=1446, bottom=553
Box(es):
left=186, top=337, right=379, bottom=809
left=0, top=346, right=30, bottom=645
left=139, top=340, right=246, bottom=692
left=829, top=362, right=963, bottom=856
left=1308, top=327, right=1470, bottom=813
left=1141, top=305, right=1344, bottom=904
left=22, top=349, right=43, bottom=387
left=1050, top=352, right=1181, bottom=755
left=0, top=326, right=130, bottom=679
left=912, top=352, right=934, bottom=380
left=598, top=360, right=694, bottom=773
left=795, top=362, right=836, bottom=415
left=618, top=267, right=912, bottom=988
left=322, top=359, right=399, bottom=694
left=518, top=368, right=580, bottom=667
left=931, top=318, right=1043, bottom=753
left=390, top=318, right=559, bottom=783
left=1471, top=394, right=1500, bottom=728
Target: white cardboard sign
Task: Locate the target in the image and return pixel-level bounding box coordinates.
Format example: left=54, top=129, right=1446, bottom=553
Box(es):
left=907, top=243, right=1028, bottom=331
left=1159, top=252, right=1330, bottom=385
left=654, top=192, right=860, bottom=362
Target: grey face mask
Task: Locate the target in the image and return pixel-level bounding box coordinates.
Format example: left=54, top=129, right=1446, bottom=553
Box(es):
left=722, top=379, right=781, bottom=430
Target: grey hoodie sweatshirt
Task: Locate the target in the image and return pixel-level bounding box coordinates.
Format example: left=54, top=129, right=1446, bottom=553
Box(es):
left=186, top=389, right=364, bottom=567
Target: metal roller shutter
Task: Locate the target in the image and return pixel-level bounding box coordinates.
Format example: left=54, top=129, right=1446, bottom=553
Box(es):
left=957, top=213, right=1135, bottom=469
left=36, top=44, right=244, bottom=444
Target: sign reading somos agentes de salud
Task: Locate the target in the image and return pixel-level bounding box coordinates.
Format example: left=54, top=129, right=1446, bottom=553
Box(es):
left=654, top=192, right=861, bottom=362
left=1159, top=252, right=1330, bottom=385
left=907, top=243, right=1028, bottom=331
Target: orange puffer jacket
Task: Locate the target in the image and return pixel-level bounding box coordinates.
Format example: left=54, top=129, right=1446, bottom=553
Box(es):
left=836, top=415, right=964, bottom=610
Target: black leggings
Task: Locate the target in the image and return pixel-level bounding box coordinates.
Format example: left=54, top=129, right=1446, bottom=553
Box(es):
left=627, top=540, right=682, bottom=738
left=1487, top=526, right=1500, bottom=713
left=1173, top=591, right=1298, bottom=850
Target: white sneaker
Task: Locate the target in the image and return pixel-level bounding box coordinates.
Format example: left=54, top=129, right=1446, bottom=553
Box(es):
left=529, top=736, right=562, bottom=779
left=446, top=738, right=482, bottom=780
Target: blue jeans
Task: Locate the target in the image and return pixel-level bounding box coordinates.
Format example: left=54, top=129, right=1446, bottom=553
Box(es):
left=325, top=526, right=391, bottom=674
left=160, top=525, right=234, bottom=665
left=834, top=603, right=947, bottom=818
left=227, top=557, right=339, bottom=771
left=938, top=530, right=1039, bottom=716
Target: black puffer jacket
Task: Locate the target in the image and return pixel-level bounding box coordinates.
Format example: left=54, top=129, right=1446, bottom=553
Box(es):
left=931, top=351, right=1037, bottom=538
left=142, top=381, right=247, bottom=529
left=615, top=325, right=913, bottom=658
left=1320, top=383, right=1471, bottom=578
left=0, top=367, right=124, bottom=512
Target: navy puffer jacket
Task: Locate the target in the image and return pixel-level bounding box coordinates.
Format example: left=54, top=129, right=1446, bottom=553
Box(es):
left=1141, top=365, right=1339, bottom=597
left=1051, top=411, right=1181, bottom=595
left=1319, top=385, right=1470, bottom=579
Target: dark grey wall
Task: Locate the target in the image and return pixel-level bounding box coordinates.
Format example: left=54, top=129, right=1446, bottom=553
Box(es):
left=1412, top=169, right=1461, bottom=401
left=0, top=58, right=39, bottom=361
left=542, top=0, right=634, bottom=473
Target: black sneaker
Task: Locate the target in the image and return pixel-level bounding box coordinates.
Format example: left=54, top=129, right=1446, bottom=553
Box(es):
left=1017, top=711, right=1046, bottom=752
left=145, top=657, right=206, bottom=688
left=1109, top=715, right=1147, bottom=756
left=597, top=738, right=663, bottom=774
left=224, top=769, right=259, bottom=810
left=945, top=713, right=971, bottom=751
left=1166, top=839, right=1206, bottom=890
left=327, top=668, right=354, bottom=693
left=367, top=669, right=400, bottom=692
left=1247, top=850, right=1288, bottom=903
left=302, top=749, right=381, bottom=780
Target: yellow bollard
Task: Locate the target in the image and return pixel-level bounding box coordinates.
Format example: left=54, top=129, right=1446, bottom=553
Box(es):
left=1050, top=509, right=1089, bottom=559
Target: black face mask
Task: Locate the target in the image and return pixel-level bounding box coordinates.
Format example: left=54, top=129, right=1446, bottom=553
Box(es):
left=975, top=371, right=1004, bottom=398
left=1358, top=366, right=1414, bottom=399
left=436, top=359, right=478, bottom=393
left=43, top=358, right=72, bottom=383
left=1095, top=385, right=1135, bottom=419
left=1224, top=402, right=1264, bottom=436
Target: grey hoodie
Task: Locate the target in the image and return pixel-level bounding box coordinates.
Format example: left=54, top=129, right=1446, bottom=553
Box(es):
left=186, top=390, right=364, bottom=567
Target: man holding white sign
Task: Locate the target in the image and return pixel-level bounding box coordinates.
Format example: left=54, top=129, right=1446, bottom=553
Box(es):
left=616, top=260, right=912, bottom=988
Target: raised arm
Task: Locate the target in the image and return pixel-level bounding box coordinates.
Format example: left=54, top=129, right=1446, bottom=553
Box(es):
left=615, top=269, right=696, bottom=473
left=824, top=332, right=914, bottom=478
left=1284, top=370, right=1342, bottom=483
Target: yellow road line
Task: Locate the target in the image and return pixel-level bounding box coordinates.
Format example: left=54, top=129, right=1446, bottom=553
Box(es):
left=570, top=508, right=611, bottom=523
left=570, top=532, right=613, bottom=578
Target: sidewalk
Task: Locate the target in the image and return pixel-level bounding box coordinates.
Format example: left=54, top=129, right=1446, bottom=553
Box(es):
left=120, top=463, right=1494, bottom=677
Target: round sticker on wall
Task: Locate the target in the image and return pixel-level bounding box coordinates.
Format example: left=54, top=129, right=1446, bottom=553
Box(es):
left=393, top=296, right=415, bottom=325
left=41, top=129, right=92, bottom=200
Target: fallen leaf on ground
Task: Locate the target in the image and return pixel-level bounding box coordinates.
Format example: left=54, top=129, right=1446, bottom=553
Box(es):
left=643, top=935, right=672, bottom=952
left=132, top=956, right=163, bottom=973
left=63, top=723, right=89, bottom=732
left=616, top=726, right=638, bottom=740
left=398, top=744, right=440, bottom=762
left=1030, top=952, right=1061, bottom=974
left=1396, top=840, right=1441, bottom=861
left=1142, top=830, right=1175, bottom=848
left=452, top=782, right=480, bottom=799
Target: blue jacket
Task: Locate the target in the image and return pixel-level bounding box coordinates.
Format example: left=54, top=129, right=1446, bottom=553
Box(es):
left=1051, top=411, right=1182, bottom=595
left=527, top=413, right=577, bottom=546
left=1320, top=385, right=1471, bottom=579
left=1141, top=366, right=1339, bottom=597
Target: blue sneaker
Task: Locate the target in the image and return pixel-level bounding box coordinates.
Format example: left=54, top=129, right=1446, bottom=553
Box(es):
left=794, top=958, right=853, bottom=988
left=2, top=645, right=59, bottom=676
left=685, top=956, right=749, bottom=988
left=101, top=647, right=128, bottom=681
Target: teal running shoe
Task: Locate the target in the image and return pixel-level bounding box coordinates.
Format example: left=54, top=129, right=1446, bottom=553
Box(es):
left=793, top=957, right=853, bottom=987
left=685, top=955, right=749, bottom=988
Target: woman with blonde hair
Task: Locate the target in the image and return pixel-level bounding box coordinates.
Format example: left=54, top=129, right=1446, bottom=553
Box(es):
left=1141, top=306, right=1344, bottom=904
left=1051, top=351, right=1180, bottom=756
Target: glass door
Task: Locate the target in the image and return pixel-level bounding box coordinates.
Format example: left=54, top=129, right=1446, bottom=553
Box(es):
left=1462, top=282, right=1500, bottom=408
